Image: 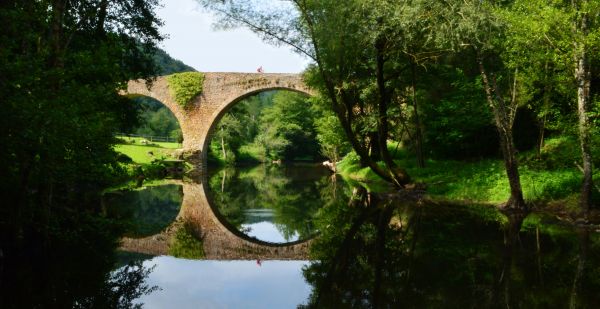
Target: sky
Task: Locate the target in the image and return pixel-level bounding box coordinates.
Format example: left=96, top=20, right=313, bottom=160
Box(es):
left=137, top=258, right=311, bottom=308
left=156, top=0, right=310, bottom=73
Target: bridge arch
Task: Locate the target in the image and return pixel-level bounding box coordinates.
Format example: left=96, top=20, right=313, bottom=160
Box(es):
left=202, top=87, right=312, bottom=166
left=126, top=73, right=314, bottom=173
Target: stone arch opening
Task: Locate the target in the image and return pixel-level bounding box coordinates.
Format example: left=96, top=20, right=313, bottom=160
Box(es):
left=201, top=87, right=313, bottom=167
left=125, top=94, right=184, bottom=144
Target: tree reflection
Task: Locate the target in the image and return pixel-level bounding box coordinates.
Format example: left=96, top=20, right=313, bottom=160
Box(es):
left=1, top=213, right=158, bottom=308
left=207, top=165, right=336, bottom=242
left=103, top=184, right=182, bottom=237
left=300, top=190, right=600, bottom=308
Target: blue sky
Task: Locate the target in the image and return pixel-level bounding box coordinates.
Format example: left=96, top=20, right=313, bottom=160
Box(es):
left=156, top=0, right=309, bottom=73
left=137, top=258, right=311, bottom=308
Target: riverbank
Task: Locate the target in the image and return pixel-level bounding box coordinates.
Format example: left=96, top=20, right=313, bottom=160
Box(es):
left=111, top=136, right=188, bottom=189
left=337, top=137, right=599, bottom=215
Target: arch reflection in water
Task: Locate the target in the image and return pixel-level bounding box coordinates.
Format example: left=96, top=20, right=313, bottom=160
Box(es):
left=206, top=165, right=337, bottom=244
left=115, top=168, right=343, bottom=260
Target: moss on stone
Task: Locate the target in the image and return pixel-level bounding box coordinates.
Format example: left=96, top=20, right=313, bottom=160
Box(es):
left=166, top=72, right=205, bottom=109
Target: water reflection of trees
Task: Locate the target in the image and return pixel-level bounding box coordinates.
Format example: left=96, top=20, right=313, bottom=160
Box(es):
left=1, top=213, right=158, bottom=308
left=103, top=184, right=182, bottom=237
left=300, top=189, right=600, bottom=308
left=207, top=166, right=337, bottom=242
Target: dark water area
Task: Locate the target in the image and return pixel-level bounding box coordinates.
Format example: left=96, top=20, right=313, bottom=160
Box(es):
left=3, top=165, right=600, bottom=308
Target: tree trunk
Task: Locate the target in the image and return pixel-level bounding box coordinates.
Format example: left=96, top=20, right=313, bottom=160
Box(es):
left=477, top=54, right=526, bottom=210
left=369, top=132, right=382, bottom=162
left=375, top=39, right=410, bottom=187
left=220, top=127, right=227, bottom=161
left=569, top=229, right=589, bottom=309
left=301, top=7, right=410, bottom=188
left=537, top=62, right=550, bottom=159
left=49, top=0, right=66, bottom=69
left=573, top=2, right=593, bottom=214
left=96, top=0, right=109, bottom=36
left=411, top=60, right=425, bottom=168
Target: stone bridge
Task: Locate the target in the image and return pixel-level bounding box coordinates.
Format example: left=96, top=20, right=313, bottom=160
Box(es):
left=120, top=180, right=311, bottom=260
left=126, top=73, right=314, bottom=172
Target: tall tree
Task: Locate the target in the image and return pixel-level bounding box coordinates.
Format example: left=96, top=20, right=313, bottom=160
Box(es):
left=438, top=0, right=528, bottom=209
left=500, top=0, right=599, bottom=213
left=198, top=0, right=420, bottom=187
left=0, top=0, right=163, bottom=259
left=571, top=0, right=598, bottom=214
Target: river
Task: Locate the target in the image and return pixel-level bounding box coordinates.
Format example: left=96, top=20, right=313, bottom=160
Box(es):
left=71, top=166, right=600, bottom=307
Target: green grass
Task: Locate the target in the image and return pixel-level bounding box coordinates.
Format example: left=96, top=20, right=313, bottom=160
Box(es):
left=114, top=144, right=178, bottom=164
left=117, top=136, right=181, bottom=149
left=114, top=136, right=181, bottom=165
left=337, top=137, right=597, bottom=204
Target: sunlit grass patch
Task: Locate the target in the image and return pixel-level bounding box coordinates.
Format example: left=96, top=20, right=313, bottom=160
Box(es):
left=114, top=144, right=177, bottom=164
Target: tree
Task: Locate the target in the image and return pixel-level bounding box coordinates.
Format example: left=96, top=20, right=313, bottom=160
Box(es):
left=435, top=0, right=530, bottom=209
left=198, top=0, right=420, bottom=187
left=213, top=114, right=243, bottom=163
left=495, top=0, right=600, bottom=213
left=0, top=0, right=163, bottom=284
left=255, top=91, right=319, bottom=161
left=570, top=0, right=599, bottom=214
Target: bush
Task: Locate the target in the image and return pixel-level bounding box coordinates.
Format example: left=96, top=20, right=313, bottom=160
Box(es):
left=169, top=222, right=204, bottom=259
left=166, top=72, right=205, bottom=109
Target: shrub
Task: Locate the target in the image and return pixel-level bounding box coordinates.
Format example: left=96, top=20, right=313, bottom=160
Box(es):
left=166, top=72, right=205, bottom=109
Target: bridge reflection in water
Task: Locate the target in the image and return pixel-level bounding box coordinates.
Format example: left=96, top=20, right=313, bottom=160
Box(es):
left=119, top=179, right=311, bottom=260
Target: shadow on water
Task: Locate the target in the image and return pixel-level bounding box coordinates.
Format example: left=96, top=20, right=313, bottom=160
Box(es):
left=103, top=184, right=183, bottom=238
left=298, top=187, right=600, bottom=308
left=1, top=205, right=159, bottom=309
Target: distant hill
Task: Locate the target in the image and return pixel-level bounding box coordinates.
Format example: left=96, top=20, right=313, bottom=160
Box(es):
left=152, top=48, right=196, bottom=75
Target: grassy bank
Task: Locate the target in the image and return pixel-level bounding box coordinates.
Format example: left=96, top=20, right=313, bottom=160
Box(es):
left=111, top=136, right=185, bottom=186
left=115, top=136, right=180, bottom=164
left=337, top=137, right=599, bottom=207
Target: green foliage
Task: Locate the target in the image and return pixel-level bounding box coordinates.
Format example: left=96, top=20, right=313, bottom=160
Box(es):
left=132, top=96, right=182, bottom=138
left=255, top=91, right=320, bottom=161
left=169, top=223, right=205, bottom=260
left=103, top=185, right=182, bottom=237
left=0, top=0, right=164, bottom=266
left=166, top=72, right=205, bottom=109
left=206, top=166, right=332, bottom=241
left=421, top=66, right=499, bottom=158
left=208, top=90, right=322, bottom=164
left=151, top=47, right=196, bottom=75
left=312, top=96, right=352, bottom=162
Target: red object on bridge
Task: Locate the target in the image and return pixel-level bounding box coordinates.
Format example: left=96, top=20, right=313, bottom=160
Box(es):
left=257, top=66, right=264, bottom=73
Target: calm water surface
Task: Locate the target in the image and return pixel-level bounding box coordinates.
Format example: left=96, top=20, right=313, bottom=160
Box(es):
left=104, top=165, right=600, bottom=308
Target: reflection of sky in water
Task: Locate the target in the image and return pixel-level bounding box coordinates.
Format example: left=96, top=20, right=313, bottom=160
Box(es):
left=242, top=209, right=300, bottom=243
left=241, top=222, right=300, bottom=243
left=137, top=257, right=310, bottom=309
